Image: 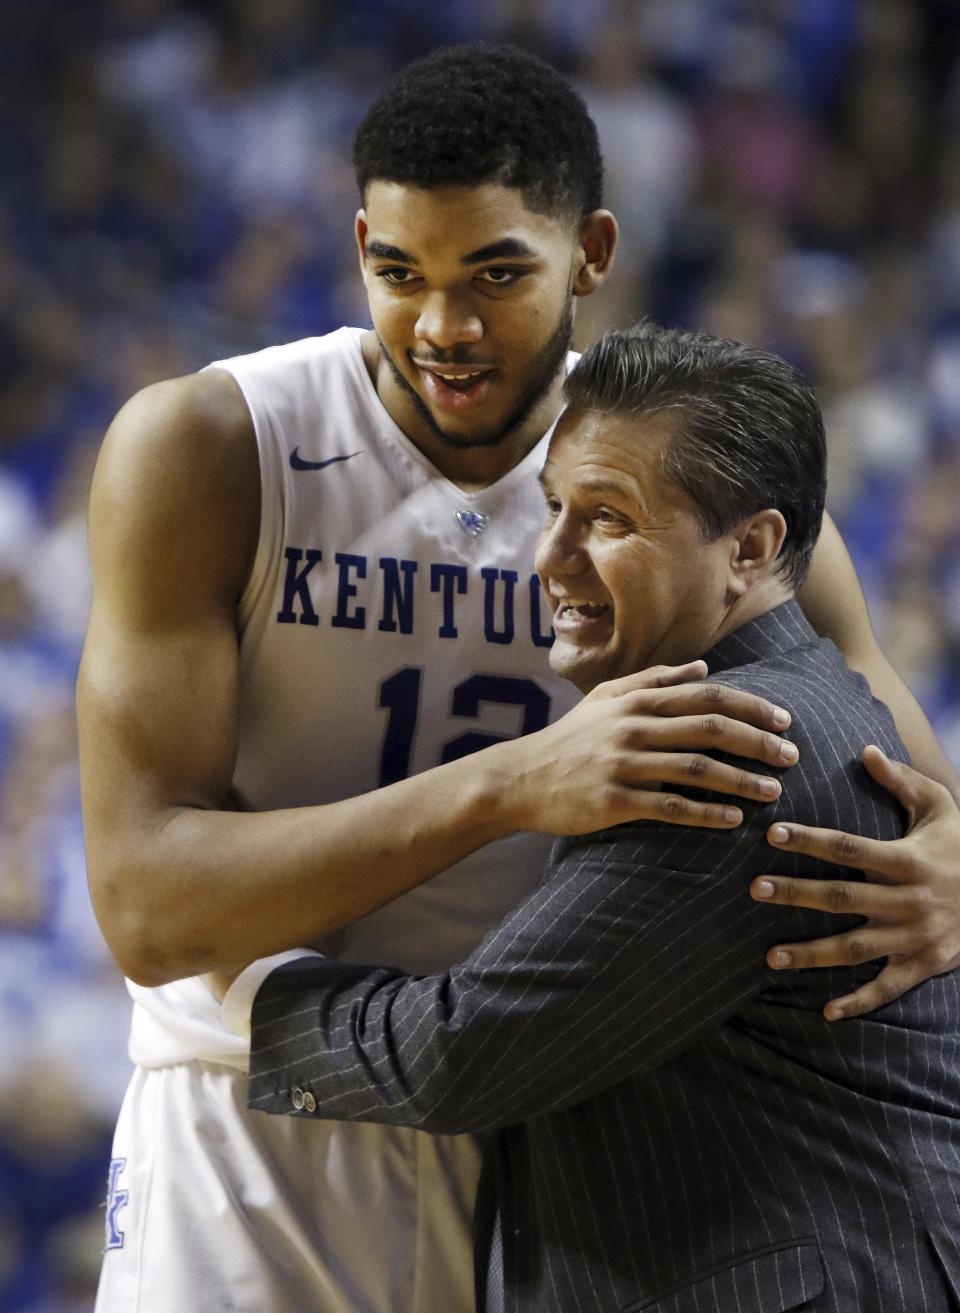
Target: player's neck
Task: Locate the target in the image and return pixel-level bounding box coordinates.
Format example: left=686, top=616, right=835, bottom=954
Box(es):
left=362, top=332, right=563, bottom=491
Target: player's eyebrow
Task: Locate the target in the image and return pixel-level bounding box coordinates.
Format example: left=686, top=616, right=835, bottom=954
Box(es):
left=461, top=238, right=538, bottom=264
left=365, top=241, right=415, bottom=262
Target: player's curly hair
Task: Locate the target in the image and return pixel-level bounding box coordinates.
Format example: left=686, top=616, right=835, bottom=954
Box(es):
left=352, top=43, right=603, bottom=224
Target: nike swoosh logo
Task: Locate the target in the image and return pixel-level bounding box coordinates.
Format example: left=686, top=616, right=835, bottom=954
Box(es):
left=289, top=448, right=363, bottom=471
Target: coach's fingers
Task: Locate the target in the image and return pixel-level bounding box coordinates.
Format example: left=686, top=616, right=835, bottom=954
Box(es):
left=765, top=820, right=907, bottom=880
left=749, top=873, right=906, bottom=917
left=822, top=960, right=923, bottom=1022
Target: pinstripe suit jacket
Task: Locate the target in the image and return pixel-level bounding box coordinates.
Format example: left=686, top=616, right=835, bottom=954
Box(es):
left=248, top=601, right=960, bottom=1312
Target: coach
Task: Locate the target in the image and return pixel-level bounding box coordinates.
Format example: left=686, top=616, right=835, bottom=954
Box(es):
left=232, top=324, right=960, bottom=1312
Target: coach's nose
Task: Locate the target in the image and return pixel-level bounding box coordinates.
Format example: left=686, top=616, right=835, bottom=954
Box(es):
left=534, top=510, right=590, bottom=582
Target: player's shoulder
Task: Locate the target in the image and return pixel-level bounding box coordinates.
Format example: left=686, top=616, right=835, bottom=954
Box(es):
left=206, top=327, right=368, bottom=407
left=107, top=366, right=252, bottom=469
left=89, top=368, right=260, bottom=582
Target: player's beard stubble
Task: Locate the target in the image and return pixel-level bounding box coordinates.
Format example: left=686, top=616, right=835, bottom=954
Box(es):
left=377, top=299, right=574, bottom=452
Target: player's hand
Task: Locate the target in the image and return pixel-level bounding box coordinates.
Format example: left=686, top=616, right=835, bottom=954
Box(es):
left=750, top=745, right=960, bottom=1020
left=509, top=660, right=797, bottom=835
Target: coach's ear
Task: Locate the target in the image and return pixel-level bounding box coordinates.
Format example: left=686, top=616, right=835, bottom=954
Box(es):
left=726, top=509, right=788, bottom=599
left=572, top=210, right=617, bottom=297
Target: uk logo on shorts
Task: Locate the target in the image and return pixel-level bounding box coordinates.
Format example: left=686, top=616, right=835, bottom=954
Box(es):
left=105, top=1157, right=129, bottom=1250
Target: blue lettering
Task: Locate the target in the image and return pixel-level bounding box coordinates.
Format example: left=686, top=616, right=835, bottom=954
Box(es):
left=481, top=567, right=517, bottom=645
left=276, top=547, right=322, bottom=625
left=430, top=563, right=468, bottom=638
left=378, top=558, right=418, bottom=634
left=331, top=553, right=367, bottom=629
left=276, top=550, right=555, bottom=648
left=105, top=1157, right=129, bottom=1250
left=441, top=675, right=551, bottom=762
left=528, top=574, right=555, bottom=649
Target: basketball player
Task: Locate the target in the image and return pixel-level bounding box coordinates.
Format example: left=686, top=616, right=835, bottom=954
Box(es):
left=79, top=44, right=960, bottom=1313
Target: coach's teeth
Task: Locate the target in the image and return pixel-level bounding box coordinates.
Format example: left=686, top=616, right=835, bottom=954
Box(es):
left=558, top=599, right=611, bottom=621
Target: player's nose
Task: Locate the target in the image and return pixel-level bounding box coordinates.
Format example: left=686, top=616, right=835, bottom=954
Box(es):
left=415, top=292, right=482, bottom=350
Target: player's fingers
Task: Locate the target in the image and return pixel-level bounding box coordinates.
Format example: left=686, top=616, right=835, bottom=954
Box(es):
left=766, top=821, right=907, bottom=878
left=763, top=927, right=916, bottom=972
left=591, top=661, right=708, bottom=699
left=860, top=744, right=953, bottom=823
left=611, top=786, right=744, bottom=829
left=633, top=714, right=798, bottom=770
left=616, top=751, right=785, bottom=804
left=632, top=681, right=792, bottom=733
left=749, top=873, right=905, bottom=917
left=822, top=960, right=921, bottom=1021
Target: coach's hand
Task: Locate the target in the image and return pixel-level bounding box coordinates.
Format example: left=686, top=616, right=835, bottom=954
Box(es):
left=510, top=660, right=797, bottom=835
left=750, top=745, right=960, bottom=1019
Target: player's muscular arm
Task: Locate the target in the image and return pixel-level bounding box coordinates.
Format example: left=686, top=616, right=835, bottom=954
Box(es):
left=79, top=372, right=796, bottom=986
left=799, top=514, right=960, bottom=800
left=768, top=513, right=960, bottom=1016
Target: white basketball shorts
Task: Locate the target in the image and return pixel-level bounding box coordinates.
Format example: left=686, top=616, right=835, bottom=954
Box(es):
left=94, top=1061, right=482, bottom=1312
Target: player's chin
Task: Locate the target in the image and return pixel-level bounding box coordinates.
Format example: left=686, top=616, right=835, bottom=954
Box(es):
left=430, top=404, right=518, bottom=450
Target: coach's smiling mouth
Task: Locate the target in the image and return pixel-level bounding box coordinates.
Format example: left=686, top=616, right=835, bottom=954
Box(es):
left=551, top=597, right=612, bottom=636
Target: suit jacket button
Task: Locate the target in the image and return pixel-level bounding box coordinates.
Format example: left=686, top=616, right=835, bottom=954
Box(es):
left=291, top=1087, right=305, bottom=1111
left=302, top=1090, right=317, bottom=1113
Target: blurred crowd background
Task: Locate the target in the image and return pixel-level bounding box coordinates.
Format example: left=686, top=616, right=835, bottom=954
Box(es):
left=1, top=0, right=959, bottom=1307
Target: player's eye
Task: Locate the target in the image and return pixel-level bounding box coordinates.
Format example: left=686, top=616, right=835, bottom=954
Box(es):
left=377, top=268, right=418, bottom=286
left=476, top=267, right=524, bottom=286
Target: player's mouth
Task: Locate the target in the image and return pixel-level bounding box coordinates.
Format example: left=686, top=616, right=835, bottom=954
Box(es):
left=551, top=597, right=612, bottom=636
left=410, top=358, right=497, bottom=412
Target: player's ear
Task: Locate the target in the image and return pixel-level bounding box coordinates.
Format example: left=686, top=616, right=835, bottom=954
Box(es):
left=355, top=211, right=369, bottom=274
left=572, top=210, right=618, bottom=298
left=726, top=509, right=788, bottom=599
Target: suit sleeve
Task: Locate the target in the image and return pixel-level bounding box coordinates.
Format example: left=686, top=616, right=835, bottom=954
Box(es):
left=247, top=775, right=871, bottom=1133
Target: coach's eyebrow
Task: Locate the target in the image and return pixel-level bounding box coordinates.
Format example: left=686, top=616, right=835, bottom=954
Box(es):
left=365, top=241, right=415, bottom=262
left=462, top=238, right=539, bottom=264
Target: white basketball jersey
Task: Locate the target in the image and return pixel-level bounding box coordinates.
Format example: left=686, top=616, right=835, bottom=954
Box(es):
left=127, top=326, right=579, bottom=1068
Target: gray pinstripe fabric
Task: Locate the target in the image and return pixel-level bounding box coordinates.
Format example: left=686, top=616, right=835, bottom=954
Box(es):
left=248, top=602, right=960, bottom=1312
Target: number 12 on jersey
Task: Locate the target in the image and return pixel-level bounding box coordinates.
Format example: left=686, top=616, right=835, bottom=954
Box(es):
left=378, top=667, right=551, bottom=786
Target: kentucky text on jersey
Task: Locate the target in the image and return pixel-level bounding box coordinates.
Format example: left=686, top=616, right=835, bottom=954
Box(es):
left=276, top=547, right=556, bottom=648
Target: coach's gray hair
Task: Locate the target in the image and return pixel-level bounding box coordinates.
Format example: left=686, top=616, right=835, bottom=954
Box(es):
left=563, top=323, right=827, bottom=589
